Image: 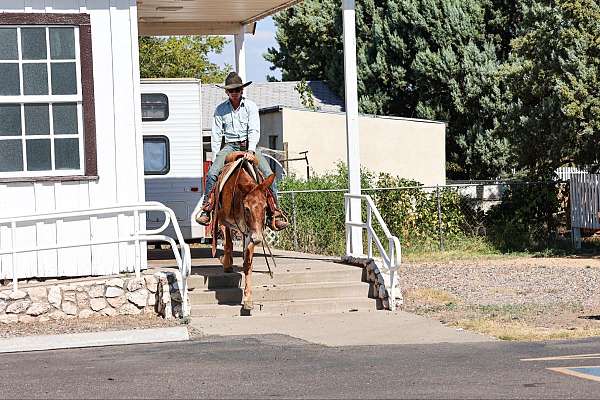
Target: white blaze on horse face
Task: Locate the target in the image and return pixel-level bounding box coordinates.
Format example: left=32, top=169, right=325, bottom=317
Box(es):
left=244, top=195, right=266, bottom=244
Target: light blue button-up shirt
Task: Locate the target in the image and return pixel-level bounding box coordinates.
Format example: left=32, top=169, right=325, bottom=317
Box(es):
left=211, top=96, right=260, bottom=159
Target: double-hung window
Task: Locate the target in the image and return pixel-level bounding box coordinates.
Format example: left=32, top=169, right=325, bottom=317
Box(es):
left=0, top=14, right=96, bottom=181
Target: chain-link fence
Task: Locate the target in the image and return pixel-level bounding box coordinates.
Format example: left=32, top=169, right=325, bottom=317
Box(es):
left=273, top=181, right=571, bottom=256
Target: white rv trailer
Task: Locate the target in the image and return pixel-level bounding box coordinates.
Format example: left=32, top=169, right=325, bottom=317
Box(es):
left=140, top=79, right=291, bottom=242
left=140, top=79, right=205, bottom=240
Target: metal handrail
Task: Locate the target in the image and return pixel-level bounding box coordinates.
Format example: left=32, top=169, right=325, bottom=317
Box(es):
left=0, top=201, right=191, bottom=317
left=344, top=194, right=402, bottom=310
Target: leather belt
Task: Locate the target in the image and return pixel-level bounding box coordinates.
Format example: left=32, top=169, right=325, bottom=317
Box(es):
left=233, top=139, right=248, bottom=151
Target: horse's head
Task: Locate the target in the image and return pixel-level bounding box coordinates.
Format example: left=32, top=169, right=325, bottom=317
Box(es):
left=243, top=173, right=276, bottom=244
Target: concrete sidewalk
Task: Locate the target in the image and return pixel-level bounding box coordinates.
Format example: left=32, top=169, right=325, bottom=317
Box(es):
left=0, top=327, right=189, bottom=353
left=191, top=310, right=492, bottom=346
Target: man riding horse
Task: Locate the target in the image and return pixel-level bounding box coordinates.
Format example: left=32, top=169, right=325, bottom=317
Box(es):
left=196, top=72, right=288, bottom=231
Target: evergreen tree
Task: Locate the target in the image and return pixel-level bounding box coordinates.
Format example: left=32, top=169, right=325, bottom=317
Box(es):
left=266, top=0, right=517, bottom=179
left=501, top=0, right=600, bottom=178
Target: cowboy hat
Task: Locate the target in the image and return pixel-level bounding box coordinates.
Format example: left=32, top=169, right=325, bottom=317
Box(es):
left=217, top=72, right=252, bottom=90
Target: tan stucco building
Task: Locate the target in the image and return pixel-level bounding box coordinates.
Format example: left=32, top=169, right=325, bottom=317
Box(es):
left=202, top=81, right=446, bottom=186
left=259, top=107, right=446, bottom=186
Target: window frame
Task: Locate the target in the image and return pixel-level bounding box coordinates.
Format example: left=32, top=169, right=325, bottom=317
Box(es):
left=141, top=93, right=169, bottom=122
left=143, top=135, right=170, bottom=176
left=0, top=13, right=96, bottom=183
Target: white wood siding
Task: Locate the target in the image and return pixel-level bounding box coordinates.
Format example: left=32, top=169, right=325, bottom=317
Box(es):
left=0, top=0, right=145, bottom=279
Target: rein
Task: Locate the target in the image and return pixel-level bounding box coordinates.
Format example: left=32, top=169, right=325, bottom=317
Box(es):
left=229, top=158, right=276, bottom=279
left=260, top=230, right=276, bottom=279
left=231, top=163, right=247, bottom=236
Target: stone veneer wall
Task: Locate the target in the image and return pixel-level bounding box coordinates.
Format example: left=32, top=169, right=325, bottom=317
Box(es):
left=0, top=271, right=183, bottom=324
left=342, top=256, right=402, bottom=310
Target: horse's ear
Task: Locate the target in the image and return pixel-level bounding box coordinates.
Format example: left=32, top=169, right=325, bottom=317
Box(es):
left=258, top=174, right=276, bottom=192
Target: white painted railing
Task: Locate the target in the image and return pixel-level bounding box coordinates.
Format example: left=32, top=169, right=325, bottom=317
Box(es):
left=344, top=194, right=402, bottom=310
left=0, top=202, right=191, bottom=317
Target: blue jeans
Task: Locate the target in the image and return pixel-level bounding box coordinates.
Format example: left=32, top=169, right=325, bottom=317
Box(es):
left=203, top=143, right=277, bottom=202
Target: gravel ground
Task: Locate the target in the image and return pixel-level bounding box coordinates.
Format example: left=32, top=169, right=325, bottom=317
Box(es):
left=3, top=256, right=600, bottom=341
left=400, top=257, right=600, bottom=307
left=399, top=256, right=600, bottom=339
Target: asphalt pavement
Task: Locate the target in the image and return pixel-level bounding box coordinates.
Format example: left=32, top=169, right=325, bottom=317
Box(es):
left=1, top=334, right=599, bottom=398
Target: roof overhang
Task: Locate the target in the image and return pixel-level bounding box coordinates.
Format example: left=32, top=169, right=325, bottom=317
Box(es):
left=137, top=0, right=303, bottom=36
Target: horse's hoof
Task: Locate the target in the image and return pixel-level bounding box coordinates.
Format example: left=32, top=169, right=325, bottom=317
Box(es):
left=243, top=300, right=254, bottom=310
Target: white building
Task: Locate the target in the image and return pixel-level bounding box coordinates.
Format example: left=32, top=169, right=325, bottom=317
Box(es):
left=0, top=0, right=307, bottom=281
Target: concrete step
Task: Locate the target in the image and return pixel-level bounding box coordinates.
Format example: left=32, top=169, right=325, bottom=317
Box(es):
left=187, top=267, right=365, bottom=290
left=190, top=297, right=376, bottom=317
left=189, top=281, right=369, bottom=305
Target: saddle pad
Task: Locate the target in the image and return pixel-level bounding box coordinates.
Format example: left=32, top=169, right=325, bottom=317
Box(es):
left=218, top=158, right=257, bottom=192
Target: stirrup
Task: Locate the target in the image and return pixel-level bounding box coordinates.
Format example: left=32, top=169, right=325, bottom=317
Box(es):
left=196, top=210, right=211, bottom=226
left=268, top=213, right=289, bottom=231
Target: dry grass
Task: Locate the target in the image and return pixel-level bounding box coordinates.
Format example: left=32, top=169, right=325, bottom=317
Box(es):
left=403, top=291, right=600, bottom=341
left=452, top=318, right=600, bottom=341
left=405, top=288, right=461, bottom=306
left=403, top=251, right=511, bottom=263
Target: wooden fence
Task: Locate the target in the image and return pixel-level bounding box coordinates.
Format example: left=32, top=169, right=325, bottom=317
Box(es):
left=570, top=174, right=600, bottom=248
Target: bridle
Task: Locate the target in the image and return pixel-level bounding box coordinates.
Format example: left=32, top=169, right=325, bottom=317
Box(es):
left=230, top=158, right=276, bottom=278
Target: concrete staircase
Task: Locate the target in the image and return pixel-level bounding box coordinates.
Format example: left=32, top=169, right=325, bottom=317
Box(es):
left=187, top=255, right=375, bottom=317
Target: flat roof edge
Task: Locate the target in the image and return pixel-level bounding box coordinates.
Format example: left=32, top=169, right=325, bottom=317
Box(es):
left=140, top=78, right=201, bottom=84
left=259, top=105, right=447, bottom=125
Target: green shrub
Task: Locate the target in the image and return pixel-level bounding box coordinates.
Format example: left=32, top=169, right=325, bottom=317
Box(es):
left=275, top=165, right=568, bottom=256
left=276, top=163, right=372, bottom=255
left=484, top=183, right=562, bottom=251
left=372, top=174, right=469, bottom=252
left=276, top=165, right=472, bottom=255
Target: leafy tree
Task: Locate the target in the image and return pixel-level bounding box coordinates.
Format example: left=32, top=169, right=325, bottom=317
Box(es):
left=139, top=36, right=230, bottom=83
left=294, top=79, right=318, bottom=110
left=266, top=0, right=518, bottom=180
left=500, top=0, right=600, bottom=178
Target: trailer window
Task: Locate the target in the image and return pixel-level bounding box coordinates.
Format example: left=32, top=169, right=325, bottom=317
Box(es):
left=141, top=93, right=169, bottom=121
left=143, top=135, right=170, bottom=175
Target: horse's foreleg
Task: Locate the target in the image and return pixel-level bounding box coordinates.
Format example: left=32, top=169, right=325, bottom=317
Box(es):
left=220, top=226, right=234, bottom=273
left=242, top=238, right=255, bottom=310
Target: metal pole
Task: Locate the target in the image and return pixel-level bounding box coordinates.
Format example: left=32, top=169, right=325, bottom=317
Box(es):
left=342, top=0, right=363, bottom=256
left=302, top=152, right=310, bottom=180
left=291, top=191, right=298, bottom=252
left=234, top=25, right=246, bottom=81
left=436, top=186, right=445, bottom=251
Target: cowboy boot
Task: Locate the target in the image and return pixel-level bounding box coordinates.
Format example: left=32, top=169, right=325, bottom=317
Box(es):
left=268, top=209, right=289, bottom=231
left=196, top=209, right=211, bottom=226
left=266, top=190, right=289, bottom=231
left=195, top=191, right=215, bottom=226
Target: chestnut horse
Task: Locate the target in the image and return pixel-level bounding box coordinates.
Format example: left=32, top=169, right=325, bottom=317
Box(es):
left=214, top=153, right=275, bottom=311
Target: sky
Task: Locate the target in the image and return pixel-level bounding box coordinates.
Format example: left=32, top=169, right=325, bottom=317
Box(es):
left=207, top=16, right=282, bottom=83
